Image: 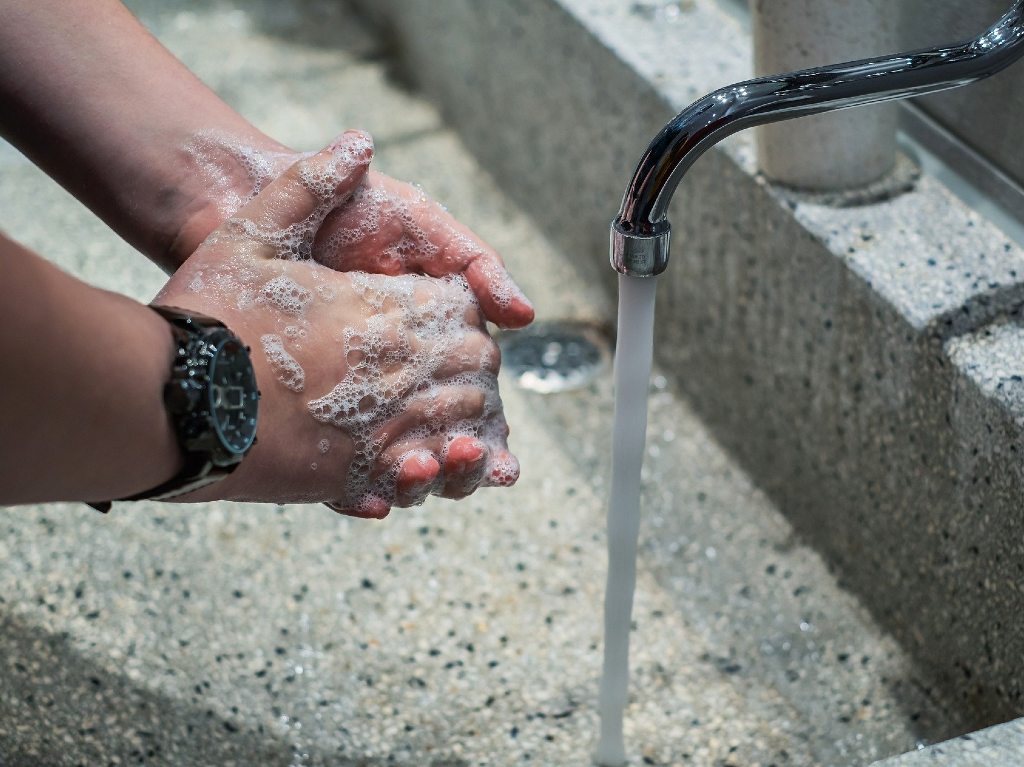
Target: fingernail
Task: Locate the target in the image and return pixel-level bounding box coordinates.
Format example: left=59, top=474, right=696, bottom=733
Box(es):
left=330, top=130, right=375, bottom=164
left=463, top=440, right=487, bottom=464
left=514, top=288, right=534, bottom=310
left=494, top=293, right=534, bottom=330
left=486, top=453, right=520, bottom=487
left=356, top=493, right=391, bottom=519
left=410, top=476, right=434, bottom=492
left=513, top=296, right=535, bottom=321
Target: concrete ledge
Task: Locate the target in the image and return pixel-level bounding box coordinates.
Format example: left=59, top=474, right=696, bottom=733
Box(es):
left=871, top=717, right=1024, bottom=766
left=350, top=0, right=1024, bottom=727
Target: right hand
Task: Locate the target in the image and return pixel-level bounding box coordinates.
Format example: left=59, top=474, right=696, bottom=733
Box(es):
left=157, top=134, right=519, bottom=517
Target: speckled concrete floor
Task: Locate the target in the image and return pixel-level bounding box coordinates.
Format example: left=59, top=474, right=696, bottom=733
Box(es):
left=0, top=2, right=959, bottom=765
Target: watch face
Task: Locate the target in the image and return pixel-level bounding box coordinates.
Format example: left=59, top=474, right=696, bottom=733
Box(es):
left=208, top=337, right=259, bottom=455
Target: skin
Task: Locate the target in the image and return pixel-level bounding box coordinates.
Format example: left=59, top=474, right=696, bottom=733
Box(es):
left=164, top=136, right=518, bottom=515
left=0, top=0, right=533, bottom=330
left=0, top=139, right=517, bottom=514
left=0, top=236, right=181, bottom=504
left=176, top=143, right=537, bottom=332
left=0, top=0, right=532, bottom=513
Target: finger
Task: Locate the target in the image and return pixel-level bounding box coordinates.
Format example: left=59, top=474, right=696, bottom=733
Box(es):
left=231, top=131, right=373, bottom=259
left=313, top=174, right=534, bottom=328
left=437, top=435, right=489, bottom=499
left=324, top=494, right=391, bottom=519
left=414, top=217, right=534, bottom=330
left=431, top=332, right=501, bottom=380
left=372, top=386, right=487, bottom=452
left=483, top=448, right=521, bottom=488
left=313, top=204, right=407, bottom=273
left=474, top=412, right=519, bottom=488
left=393, top=450, right=441, bottom=507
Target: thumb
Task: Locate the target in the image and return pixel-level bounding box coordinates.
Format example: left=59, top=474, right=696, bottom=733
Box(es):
left=230, top=130, right=373, bottom=259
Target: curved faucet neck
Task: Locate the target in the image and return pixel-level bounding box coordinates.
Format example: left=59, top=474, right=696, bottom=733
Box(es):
left=612, top=1, right=1024, bottom=276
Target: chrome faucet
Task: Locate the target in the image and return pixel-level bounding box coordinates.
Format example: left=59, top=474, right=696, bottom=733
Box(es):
left=611, top=0, right=1024, bottom=277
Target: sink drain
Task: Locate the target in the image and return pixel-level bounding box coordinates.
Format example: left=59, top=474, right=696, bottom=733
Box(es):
left=498, top=321, right=611, bottom=393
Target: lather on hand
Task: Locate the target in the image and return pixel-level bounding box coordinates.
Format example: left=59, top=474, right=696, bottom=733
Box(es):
left=171, top=133, right=535, bottom=331
left=159, top=133, right=520, bottom=517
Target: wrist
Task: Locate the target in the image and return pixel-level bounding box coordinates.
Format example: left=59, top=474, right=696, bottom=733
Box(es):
left=83, top=298, right=185, bottom=510
left=162, top=133, right=294, bottom=271
left=99, top=304, right=261, bottom=508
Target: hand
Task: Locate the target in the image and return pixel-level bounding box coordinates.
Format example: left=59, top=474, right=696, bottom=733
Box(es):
left=170, top=131, right=534, bottom=330
left=311, top=169, right=534, bottom=330
left=157, top=134, right=520, bottom=517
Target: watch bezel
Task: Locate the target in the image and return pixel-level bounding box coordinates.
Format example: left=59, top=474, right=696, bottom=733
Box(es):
left=206, top=334, right=259, bottom=458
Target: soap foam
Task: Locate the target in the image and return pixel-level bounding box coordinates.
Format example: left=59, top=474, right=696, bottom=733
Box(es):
left=182, top=131, right=283, bottom=218
left=314, top=183, right=529, bottom=323
left=306, top=272, right=510, bottom=511
left=260, top=334, right=305, bottom=393
left=315, top=181, right=440, bottom=274
left=184, top=130, right=515, bottom=511
left=188, top=129, right=374, bottom=265
left=258, top=275, right=313, bottom=317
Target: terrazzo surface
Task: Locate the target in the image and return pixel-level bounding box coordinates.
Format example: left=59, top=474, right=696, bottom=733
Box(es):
left=871, top=718, right=1024, bottom=766
left=348, top=0, right=1024, bottom=724
left=0, top=1, right=960, bottom=765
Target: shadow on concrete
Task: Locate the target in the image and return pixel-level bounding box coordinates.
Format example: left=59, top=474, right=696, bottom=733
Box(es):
left=0, top=614, right=465, bottom=767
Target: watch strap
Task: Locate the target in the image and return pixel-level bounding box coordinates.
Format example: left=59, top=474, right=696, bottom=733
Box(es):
left=87, top=305, right=255, bottom=512
left=87, top=450, right=219, bottom=513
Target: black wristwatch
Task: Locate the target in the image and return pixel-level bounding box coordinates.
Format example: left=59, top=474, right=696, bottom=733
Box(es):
left=89, top=305, right=260, bottom=512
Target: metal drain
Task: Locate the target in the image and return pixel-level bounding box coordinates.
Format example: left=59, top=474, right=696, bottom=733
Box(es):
left=497, top=321, right=611, bottom=393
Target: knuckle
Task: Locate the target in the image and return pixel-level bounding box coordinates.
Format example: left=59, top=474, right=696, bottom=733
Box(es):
left=463, top=387, right=486, bottom=416
left=481, top=338, right=501, bottom=373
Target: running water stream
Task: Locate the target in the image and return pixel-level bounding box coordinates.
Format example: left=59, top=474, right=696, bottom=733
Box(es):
left=596, top=274, right=659, bottom=766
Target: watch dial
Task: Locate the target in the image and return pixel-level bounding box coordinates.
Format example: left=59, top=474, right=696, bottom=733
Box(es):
left=209, top=338, right=259, bottom=454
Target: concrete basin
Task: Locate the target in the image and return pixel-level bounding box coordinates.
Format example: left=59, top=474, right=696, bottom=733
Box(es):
left=2, top=1, right=1023, bottom=764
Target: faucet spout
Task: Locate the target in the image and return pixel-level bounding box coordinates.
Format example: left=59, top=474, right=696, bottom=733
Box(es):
left=612, top=0, right=1024, bottom=277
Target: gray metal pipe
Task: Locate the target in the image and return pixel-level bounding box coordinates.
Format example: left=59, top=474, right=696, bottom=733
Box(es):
left=753, top=0, right=898, bottom=190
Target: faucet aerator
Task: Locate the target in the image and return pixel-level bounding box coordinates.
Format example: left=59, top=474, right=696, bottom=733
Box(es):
left=610, top=218, right=671, bottom=277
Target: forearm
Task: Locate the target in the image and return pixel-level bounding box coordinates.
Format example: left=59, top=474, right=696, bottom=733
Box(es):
left=0, top=232, right=182, bottom=505
left=0, top=0, right=287, bottom=271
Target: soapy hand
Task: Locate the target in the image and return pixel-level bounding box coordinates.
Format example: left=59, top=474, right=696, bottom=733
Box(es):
left=172, top=132, right=534, bottom=330
left=158, top=133, right=519, bottom=516
left=311, top=169, right=534, bottom=329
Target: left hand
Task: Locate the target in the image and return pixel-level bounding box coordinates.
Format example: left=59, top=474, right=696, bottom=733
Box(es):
left=170, top=132, right=534, bottom=330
